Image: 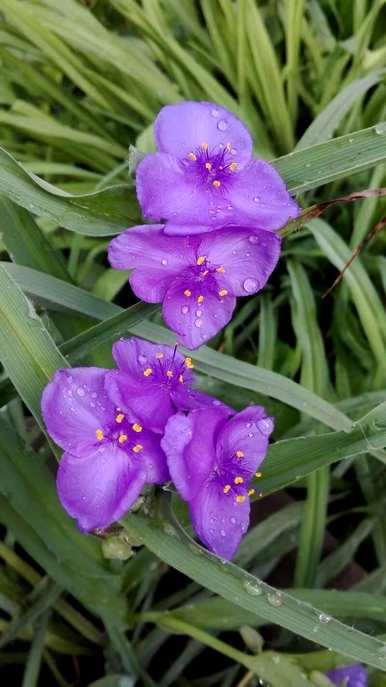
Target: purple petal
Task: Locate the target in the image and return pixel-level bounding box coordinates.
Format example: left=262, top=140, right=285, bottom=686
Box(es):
left=171, top=387, right=233, bottom=414
left=199, top=227, right=281, bottom=296
left=154, top=101, right=252, bottom=169
left=189, top=479, right=250, bottom=559
left=215, top=406, right=273, bottom=479
left=112, top=338, right=191, bottom=380
left=57, top=445, right=146, bottom=532
left=41, top=368, right=114, bottom=457
left=163, top=274, right=236, bottom=349
left=108, top=224, right=193, bottom=271
left=164, top=223, right=214, bottom=236
left=228, top=160, right=299, bottom=230
left=135, top=429, right=170, bottom=484
left=326, top=664, right=367, bottom=687
left=161, top=408, right=229, bottom=501
left=136, top=153, right=215, bottom=224
left=105, top=370, right=176, bottom=434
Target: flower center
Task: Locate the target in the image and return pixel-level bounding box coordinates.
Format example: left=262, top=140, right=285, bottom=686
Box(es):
left=94, top=415, right=144, bottom=454
left=215, top=450, right=256, bottom=504
left=184, top=142, right=237, bottom=190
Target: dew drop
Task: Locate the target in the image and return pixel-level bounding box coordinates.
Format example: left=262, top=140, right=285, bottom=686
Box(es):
left=181, top=306, right=189, bottom=315
left=248, top=235, right=259, bottom=244
left=230, top=517, right=236, bottom=525
left=231, top=148, right=237, bottom=155
left=76, top=387, right=85, bottom=397
left=211, top=108, right=219, bottom=117
left=194, top=318, right=203, bottom=328
left=161, top=258, right=168, bottom=266
left=91, top=392, right=97, bottom=398
left=217, top=119, right=228, bottom=131
left=138, top=354, right=147, bottom=364
left=253, top=196, right=260, bottom=203
left=375, top=122, right=386, bottom=135
left=220, top=529, right=226, bottom=537
left=195, top=309, right=202, bottom=317
left=267, top=591, right=283, bottom=607
left=243, top=278, right=258, bottom=293
left=245, top=251, right=251, bottom=257
left=243, top=580, right=263, bottom=596
left=318, top=613, right=331, bottom=624
left=258, top=417, right=274, bottom=435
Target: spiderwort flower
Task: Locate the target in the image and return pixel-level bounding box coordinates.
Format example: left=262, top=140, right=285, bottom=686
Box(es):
left=41, top=367, right=169, bottom=531
left=325, top=664, right=367, bottom=687
left=136, top=101, right=299, bottom=234
left=108, top=225, right=281, bottom=349
left=161, top=405, right=274, bottom=559
left=105, top=337, right=230, bottom=433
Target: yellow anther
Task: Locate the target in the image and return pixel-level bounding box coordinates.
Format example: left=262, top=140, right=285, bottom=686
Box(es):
left=132, top=443, right=143, bottom=453
left=166, top=370, right=173, bottom=378
left=234, top=476, right=244, bottom=485
left=255, top=471, right=262, bottom=478
left=184, top=289, right=192, bottom=297
left=155, top=352, right=164, bottom=359
left=223, top=484, right=231, bottom=494
left=202, top=269, right=209, bottom=276
left=197, top=295, right=204, bottom=304
left=218, top=289, right=228, bottom=297
left=236, top=450, right=244, bottom=458
left=236, top=495, right=246, bottom=504
left=205, top=162, right=212, bottom=170
left=188, top=152, right=197, bottom=161
left=216, top=266, right=225, bottom=273
left=179, top=374, right=184, bottom=383
left=185, top=357, right=194, bottom=369
left=248, top=488, right=256, bottom=496
left=143, top=367, right=153, bottom=377
left=118, top=434, right=128, bottom=444
left=229, top=162, right=237, bottom=171
left=95, top=429, right=104, bottom=441
left=115, top=413, right=125, bottom=424
left=226, top=142, right=232, bottom=151
left=201, top=142, right=208, bottom=150
left=132, top=423, right=143, bottom=433
left=196, top=255, right=206, bottom=265
left=212, top=180, right=221, bottom=188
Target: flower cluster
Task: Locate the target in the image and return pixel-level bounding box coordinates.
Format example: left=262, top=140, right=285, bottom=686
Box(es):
left=42, top=338, right=274, bottom=559
left=326, top=663, right=367, bottom=687
left=108, top=101, right=299, bottom=349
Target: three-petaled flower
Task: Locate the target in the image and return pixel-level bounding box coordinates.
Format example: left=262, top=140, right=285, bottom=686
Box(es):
left=161, top=405, right=273, bottom=560
left=109, top=225, right=280, bottom=349
left=325, top=664, right=367, bottom=687
left=136, top=101, right=299, bottom=235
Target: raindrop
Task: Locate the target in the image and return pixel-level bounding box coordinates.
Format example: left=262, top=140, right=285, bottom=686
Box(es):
left=243, top=278, right=258, bottom=293
left=318, top=613, right=331, bottom=624
left=91, top=392, right=97, bottom=398
left=181, top=306, right=189, bottom=314
left=272, top=655, right=280, bottom=665
left=253, top=196, right=260, bottom=203
left=220, top=529, right=226, bottom=537
left=231, top=148, right=237, bottom=155
left=248, top=235, right=259, bottom=244
left=230, top=517, right=236, bottom=524
left=259, top=417, right=274, bottom=435
left=348, top=137, right=354, bottom=143
left=195, top=309, right=202, bottom=317
left=161, top=258, right=168, bottom=265
left=211, top=108, right=219, bottom=117
left=245, top=252, right=251, bottom=257
left=217, top=119, right=228, bottom=131
left=375, top=122, right=386, bottom=135
left=138, top=354, right=147, bottom=364
left=267, top=591, right=283, bottom=607
left=76, top=387, right=85, bottom=397
left=194, top=318, right=203, bottom=328
left=244, top=580, right=263, bottom=596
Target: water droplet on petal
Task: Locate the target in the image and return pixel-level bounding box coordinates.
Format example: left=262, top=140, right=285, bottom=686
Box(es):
left=258, top=417, right=274, bottom=435
left=76, top=387, right=85, bottom=397
left=248, top=235, right=259, bottom=244
left=138, top=355, right=147, bottom=364
left=318, top=613, right=331, bottom=624
left=181, top=306, right=189, bottom=315
left=243, top=278, right=259, bottom=293
left=230, top=517, right=236, bottom=525
left=253, top=196, right=260, bottom=203
left=194, top=318, right=203, bottom=328
left=243, top=580, right=263, bottom=596
left=267, top=591, right=283, bottom=607
left=231, top=148, right=237, bottom=155
left=161, top=258, right=168, bottom=265
left=217, top=119, right=228, bottom=131
left=220, top=529, right=226, bottom=537
left=195, top=309, right=202, bottom=317
left=211, top=108, right=219, bottom=117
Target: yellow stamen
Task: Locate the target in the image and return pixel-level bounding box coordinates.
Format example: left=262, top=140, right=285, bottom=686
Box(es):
left=212, top=180, right=221, bottom=188
left=184, top=289, right=192, bottom=297
left=223, top=484, right=231, bottom=494
left=234, top=476, right=244, bottom=485
left=226, top=142, right=231, bottom=151
left=197, top=295, right=204, bottom=304
left=118, top=434, right=128, bottom=444
left=216, top=266, right=225, bottom=273
left=196, top=255, right=206, bottom=265
left=201, top=142, right=208, bottom=150
left=236, top=450, right=244, bottom=458
left=229, top=162, right=237, bottom=171
left=205, top=162, right=212, bottom=170
left=202, top=269, right=209, bottom=276
left=166, top=370, right=173, bottom=378
left=218, top=289, right=228, bottom=297
left=248, top=488, right=256, bottom=496
left=179, top=374, right=184, bottom=383
left=143, top=367, right=153, bottom=377
left=133, top=443, right=143, bottom=453
left=115, top=413, right=125, bottom=424
left=255, top=471, right=262, bottom=478
left=132, top=423, right=143, bottom=433
left=156, top=352, right=164, bottom=359
left=185, top=357, right=194, bottom=369
left=236, top=495, right=246, bottom=504
left=96, top=429, right=104, bottom=441
left=188, top=152, right=197, bottom=161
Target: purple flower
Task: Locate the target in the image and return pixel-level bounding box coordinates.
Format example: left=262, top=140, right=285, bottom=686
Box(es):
left=105, top=337, right=230, bottom=433
left=108, top=225, right=280, bottom=349
left=161, top=405, right=274, bottom=559
left=135, top=101, right=299, bottom=235
left=41, top=367, right=169, bottom=531
left=325, top=664, right=367, bottom=687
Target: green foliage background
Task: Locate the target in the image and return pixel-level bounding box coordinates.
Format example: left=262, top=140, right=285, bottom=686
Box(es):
left=0, top=1, right=386, bottom=685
